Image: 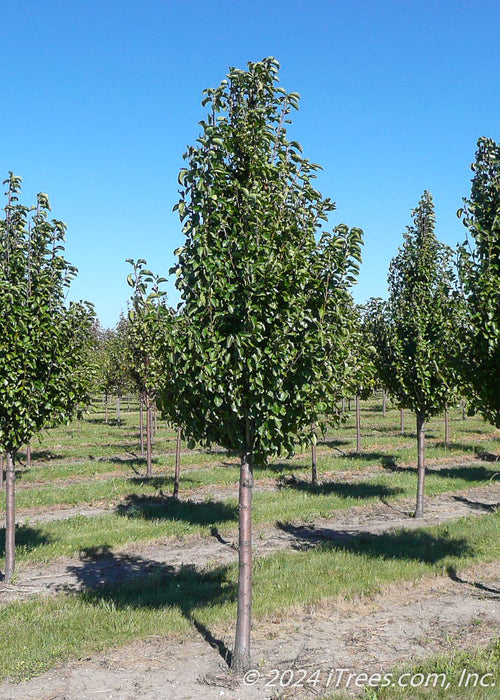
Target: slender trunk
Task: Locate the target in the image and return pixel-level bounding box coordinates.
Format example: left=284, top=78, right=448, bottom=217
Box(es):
left=382, top=389, right=387, bottom=417
left=0, top=453, right=4, bottom=490
left=26, top=444, right=31, bottom=468
left=127, top=394, right=130, bottom=412
left=116, top=395, right=121, bottom=423
left=462, top=400, right=467, bottom=421
left=400, top=408, right=404, bottom=435
left=146, top=400, right=153, bottom=477
left=139, top=398, right=145, bottom=458
left=311, top=442, right=318, bottom=488
left=232, top=448, right=254, bottom=672
left=105, top=393, right=108, bottom=424
left=4, top=451, right=16, bottom=583
left=173, top=426, right=182, bottom=500
left=355, top=395, right=361, bottom=453
left=444, top=406, right=450, bottom=446
left=415, top=411, right=426, bottom=518
left=341, top=397, right=345, bottom=413
left=348, top=397, right=351, bottom=412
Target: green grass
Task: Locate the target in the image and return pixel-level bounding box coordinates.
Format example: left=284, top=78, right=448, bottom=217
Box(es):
left=2, top=511, right=500, bottom=683
left=4, top=459, right=500, bottom=564
left=355, top=638, right=500, bottom=699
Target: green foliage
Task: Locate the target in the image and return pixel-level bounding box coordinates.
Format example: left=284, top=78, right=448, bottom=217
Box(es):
left=365, top=192, right=457, bottom=419
left=125, top=259, right=171, bottom=402
left=0, top=173, right=95, bottom=452
left=457, top=136, right=500, bottom=427
left=168, top=57, right=363, bottom=457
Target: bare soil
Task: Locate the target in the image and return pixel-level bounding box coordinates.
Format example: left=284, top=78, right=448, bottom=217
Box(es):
left=2, top=483, right=499, bottom=607
left=1, top=561, right=499, bottom=699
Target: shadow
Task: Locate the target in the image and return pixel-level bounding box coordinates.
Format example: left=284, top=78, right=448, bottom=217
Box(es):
left=476, top=450, right=500, bottom=463
left=382, top=463, right=499, bottom=482
left=126, top=475, right=206, bottom=489
left=67, top=546, right=235, bottom=665
left=452, top=495, right=500, bottom=513
left=0, top=525, right=53, bottom=561
left=115, top=494, right=237, bottom=526
left=17, top=450, right=64, bottom=464
left=277, top=476, right=404, bottom=500
left=339, top=451, right=398, bottom=467
left=317, top=438, right=352, bottom=448
left=277, top=522, right=473, bottom=563
left=446, top=566, right=500, bottom=599
left=263, top=460, right=311, bottom=474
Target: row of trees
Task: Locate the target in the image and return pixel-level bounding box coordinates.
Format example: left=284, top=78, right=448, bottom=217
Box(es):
left=1, top=57, right=498, bottom=672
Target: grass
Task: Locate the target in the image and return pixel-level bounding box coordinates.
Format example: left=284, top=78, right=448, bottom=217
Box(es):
left=3, top=458, right=500, bottom=564
left=354, top=638, right=500, bottom=699
left=1, top=510, right=500, bottom=683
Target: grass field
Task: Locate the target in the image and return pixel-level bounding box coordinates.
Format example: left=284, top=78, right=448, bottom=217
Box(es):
left=0, top=393, right=499, bottom=694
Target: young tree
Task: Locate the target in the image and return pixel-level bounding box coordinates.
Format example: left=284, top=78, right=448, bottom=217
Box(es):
left=125, top=259, right=170, bottom=477
left=365, top=192, right=457, bottom=517
left=457, top=136, right=500, bottom=427
left=165, top=58, right=363, bottom=670
left=0, top=174, right=95, bottom=582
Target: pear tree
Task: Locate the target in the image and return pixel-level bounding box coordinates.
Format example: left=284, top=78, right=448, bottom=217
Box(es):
left=167, top=58, right=363, bottom=670
left=0, top=174, right=95, bottom=582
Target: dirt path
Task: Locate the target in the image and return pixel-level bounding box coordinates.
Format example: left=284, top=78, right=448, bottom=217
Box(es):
left=2, top=483, right=499, bottom=608
left=1, top=559, right=499, bottom=699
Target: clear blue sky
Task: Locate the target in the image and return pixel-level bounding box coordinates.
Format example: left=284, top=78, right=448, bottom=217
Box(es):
left=1, top=0, right=499, bottom=327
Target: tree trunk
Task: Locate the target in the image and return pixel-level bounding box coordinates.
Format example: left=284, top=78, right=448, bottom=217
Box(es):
left=0, top=453, right=4, bottom=490
left=116, top=395, right=121, bottom=423
left=105, top=393, right=108, bottom=424
left=355, top=395, right=361, bottom=453
left=400, top=408, right=404, bottom=435
left=232, top=448, right=254, bottom=672
left=382, top=389, right=387, bottom=417
left=462, top=400, right=467, bottom=421
left=146, top=400, right=153, bottom=477
left=341, top=397, right=345, bottom=413
left=4, top=451, right=16, bottom=583
left=173, top=426, right=182, bottom=500
left=127, top=394, right=130, bottom=412
left=26, top=444, right=31, bottom=468
left=415, top=411, right=426, bottom=518
left=444, top=407, right=450, bottom=446
left=139, top=398, right=145, bottom=458
left=348, top=397, right=351, bottom=412
left=311, top=441, right=318, bottom=488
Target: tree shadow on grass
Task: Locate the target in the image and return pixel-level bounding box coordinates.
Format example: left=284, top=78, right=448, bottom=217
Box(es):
left=67, top=546, right=235, bottom=664
left=382, top=463, right=499, bottom=483
left=126, top=474, right=206, bottom=489
left=115, top=494, right=237, bottom=527
left=262, top=460, right=312, bottom=474
left=0, top=526, right=53, bottom=575
left=277, top=476, right=404, bottom=500
left=316, top=437, right=352, bottom=448
left=16, top=450, right=65, bottom=466
left=277, top=522, right=473, bottom=563
left=335, top=451, right=399, bottom=468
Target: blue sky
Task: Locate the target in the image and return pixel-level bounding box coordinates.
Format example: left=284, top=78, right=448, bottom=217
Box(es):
left=1, top=0, right=499, bottom=327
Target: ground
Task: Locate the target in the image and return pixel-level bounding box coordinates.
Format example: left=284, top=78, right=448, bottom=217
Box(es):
left=0, top=396, right=499, bottom=698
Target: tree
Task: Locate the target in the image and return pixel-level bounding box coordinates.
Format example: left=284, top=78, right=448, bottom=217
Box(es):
left=166, top=57, right=363, bottom=670
left=457, top=136, right=500, bottom=427
left=125, top=259, right=170, bottom=477
left=365, top=192, right=457, bottom=517
left=0, top=173, right=95, bottom=582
